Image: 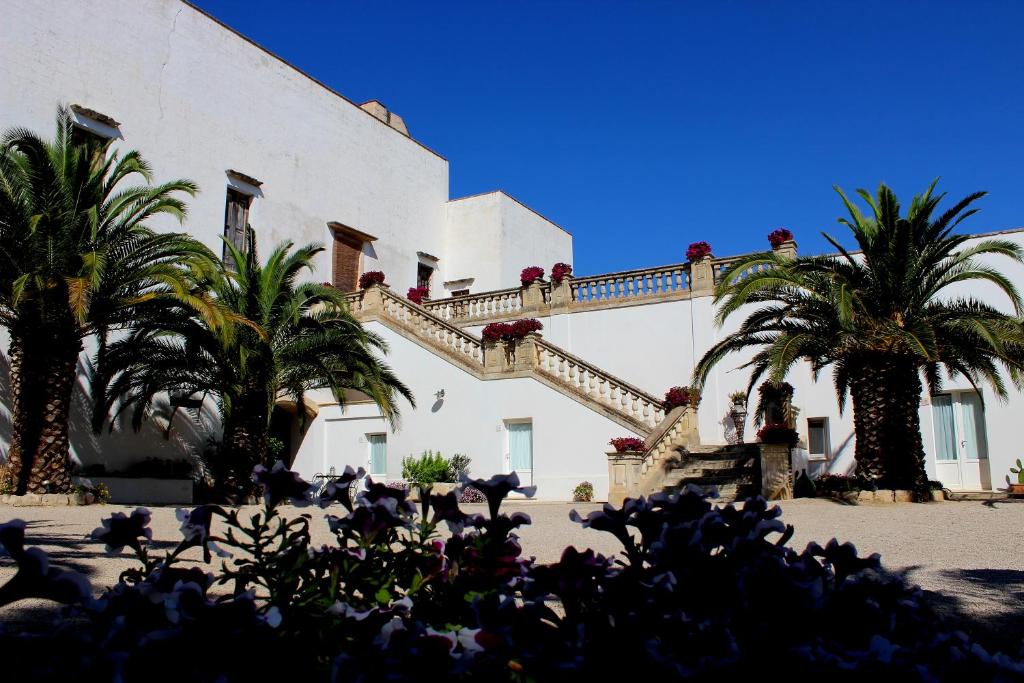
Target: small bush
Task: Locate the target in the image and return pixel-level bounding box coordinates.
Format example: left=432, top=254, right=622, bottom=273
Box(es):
left=447, top=453, right=471, bottom=481
left=572, top=481, right=594, bottom=502
left=663, top=385, right=700, bottom=410
left=358, top=270, right=386, bottom=289
left=401, top=450, right=452, bottom=484
left=756, top=422, right=799, bottom=445
left=609, top=436, right=646, bottom=453
left=520, top=265, right=545, bottom=284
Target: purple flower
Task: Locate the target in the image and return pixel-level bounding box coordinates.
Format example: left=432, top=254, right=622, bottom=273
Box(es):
left=252, top=461, right=315, bottom=508
left=460, top=473, right=536, bottom=520
left=429, top=490, right=469, bottom=533
left=91, top=507, right=152, bottom=554
left=318, top=466, right=365, bottom=512
left=176, top=505, right=228, bottom=562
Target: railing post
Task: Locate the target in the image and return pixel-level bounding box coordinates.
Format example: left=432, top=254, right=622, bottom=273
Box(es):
left=759, top=443, right=793, bottom=500
left=522, top=280, right=545, bottom=314
left=773, top=239, right=798, bottom=260
left=360, top=285, right=385, bottom=317
left=606, top=450, right=644, bottom=505
left=513, top=332, right=541, bottom=372
left=690, top=256, right=715, bottom=296
left=550, top=277, right=573, bottom=312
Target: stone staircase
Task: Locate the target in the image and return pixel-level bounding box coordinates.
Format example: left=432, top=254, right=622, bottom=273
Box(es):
left=659, top=444, right=760, bottom=502
left=344, top=285, right=667, bottom=436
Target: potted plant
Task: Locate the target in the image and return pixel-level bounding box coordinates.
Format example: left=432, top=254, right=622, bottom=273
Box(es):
left=520, top=266, right=545, bottom=286
left=1009, top=460, right=1024, bottom=497
left=358, top=271, right=386, bottom=289
left=551, top=262, right=573, bottom=285
left=728, top=391, right=747, bottom=443
left=609, top=437, right=646, bottom=453
left=685, top=241, right=713, bottom=262
left=663, top=386, right=700, bottom=411
left=407, top=286, right=429, bottom=305
left=756, top=423, right=800, bottom=447
left=767, top=228, right=794, bottom=249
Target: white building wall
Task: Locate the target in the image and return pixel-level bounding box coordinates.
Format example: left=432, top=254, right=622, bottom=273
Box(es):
left=290, top=322, right=642, bottom=501
left=0, top=0, right=450, bottom=295
left=444, top=193, right=573, bottom=294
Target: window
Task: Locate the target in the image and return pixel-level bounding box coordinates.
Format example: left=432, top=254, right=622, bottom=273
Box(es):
left=368, top=434, right=387, bottom=477
left=451, top=289, right=470, bottom=297
left=417, top=262, right=434, bottom=290
left=223, top=188, right=253, bottom=268
left=332, top=232, right=363, bottom=291
left=807, top=418, right=829, bottom=459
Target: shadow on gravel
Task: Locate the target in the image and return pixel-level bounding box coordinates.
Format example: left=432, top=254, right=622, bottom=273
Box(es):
left=923, top=568, right=1024, bottom=656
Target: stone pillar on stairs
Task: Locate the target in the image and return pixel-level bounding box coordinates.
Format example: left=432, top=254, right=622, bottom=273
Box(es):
left=772, top=239, right=798, bottom=260
left=522, top=280, right=545, bottom=314
left=360, top=285, right=385, bottom=318
left=759, top=443, right=792, bottom=500
left=690, top=256, right=715, bottom=297
left=606, top=450, right=644, bottom=506
left=513, top=333, right=541, bottom=372
left=549, top=277, right=573, bottom=312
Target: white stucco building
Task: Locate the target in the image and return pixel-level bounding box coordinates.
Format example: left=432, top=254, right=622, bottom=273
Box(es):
left=2, top=0, right=1021, bottom=500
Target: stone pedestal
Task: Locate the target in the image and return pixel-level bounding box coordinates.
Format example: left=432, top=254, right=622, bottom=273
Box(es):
left=549, top=278, right=573, bottom=311
left=759, top=443, right=792, bottom=500
left=483, top=340, right=508, bottom=373
left=522, top=280, right=545, bottom=313
left=606, top=451, right=644, bottom=506
left=772, top=240, right=798, bottom=260
left=690, top=256, right=715, bottom=296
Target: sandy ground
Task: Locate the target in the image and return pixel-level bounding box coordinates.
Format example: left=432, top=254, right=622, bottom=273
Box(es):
left=1, top=497, right=1022, bottom=650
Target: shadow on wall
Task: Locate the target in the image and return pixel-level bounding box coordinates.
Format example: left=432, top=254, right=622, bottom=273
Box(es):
left=0, top=348, right=219, bottom=475
left=71, top=354, right=219, bottom=473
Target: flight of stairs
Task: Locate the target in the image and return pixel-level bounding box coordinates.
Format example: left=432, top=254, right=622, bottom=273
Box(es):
left=659, top=444, right=761, bottom=502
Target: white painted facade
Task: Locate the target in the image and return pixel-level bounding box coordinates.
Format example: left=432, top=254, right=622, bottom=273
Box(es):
left=2, top=0, right=1022, bottom=499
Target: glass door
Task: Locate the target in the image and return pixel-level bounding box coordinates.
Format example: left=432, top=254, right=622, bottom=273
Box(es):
left=506, top=422, right=533, bottom=486
left=368, top=434, right=387, bottom=480
left=931, top=392, right=989, bottom=490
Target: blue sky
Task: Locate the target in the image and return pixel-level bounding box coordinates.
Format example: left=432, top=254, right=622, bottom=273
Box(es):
left=192, top=0, right=1024, bottom=274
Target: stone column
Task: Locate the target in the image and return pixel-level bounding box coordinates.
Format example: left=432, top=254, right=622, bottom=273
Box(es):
left=522, top=280, right=545, bottom=313
left=606, top=451, right=644, bottom=506
left=690, top=256, right=715, bottom=296
left=773, top=240, right=798, bottom=260
left=759, top=443, right=792, bottom=500
left=483, top=340, right=508, bottom=374
left=513, top=333, right=541, bottom=372
left=549, top=277, right=573, bottom=312
left=359, top=286, right=382, bottom=317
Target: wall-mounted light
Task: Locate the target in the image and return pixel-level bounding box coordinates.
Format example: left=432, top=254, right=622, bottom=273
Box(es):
left=435, top=389, right=446, bottom=400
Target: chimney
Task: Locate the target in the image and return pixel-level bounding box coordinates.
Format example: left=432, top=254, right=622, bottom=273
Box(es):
left=359, top=100, right=409, bottom=137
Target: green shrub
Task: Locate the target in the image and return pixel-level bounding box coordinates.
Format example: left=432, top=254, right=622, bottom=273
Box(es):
left=401, top=450, right=452, bottom=484
left=447, top=453, right=471, bottom=481
left=572, top=481, right=594, bottom=502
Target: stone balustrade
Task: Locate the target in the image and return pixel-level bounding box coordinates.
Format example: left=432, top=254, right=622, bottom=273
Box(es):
left=532, top=337, right=665, bottom=430
left=423, top=286, right=523, bottom=323
left=570, top=263, right=690, bottom=304
left=346, top=286, right=669, bottom=435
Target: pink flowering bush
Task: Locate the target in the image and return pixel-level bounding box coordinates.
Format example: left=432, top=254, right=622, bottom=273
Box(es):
left=768, top=228, right=794, bottom=249
left=481, top=318, right=543, bottom=343
left=407, top=286, right=429, bottom=305
left=756, top=422, right=800, bottom=446
left=520, top=266, right=545, bottom=285
left=609, top=436, right=646, bottom=452
left=0, top=461, right=1019, bottom=679
left=551, top=262, right=573, bottom=285
left=358, top=270, right=386, bottom=289
left=663, top=385, right=700, bottom=410
left=685, top=241, right=712, bottom=262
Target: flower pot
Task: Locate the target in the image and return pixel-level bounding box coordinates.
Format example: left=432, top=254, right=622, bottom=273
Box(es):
left=1009, top=483, right=1024, bottom=497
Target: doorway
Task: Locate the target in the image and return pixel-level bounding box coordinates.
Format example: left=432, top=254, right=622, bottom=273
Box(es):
left=505, top=421, right=533, bottom=486
left=932, top=391, right=991, bottom=490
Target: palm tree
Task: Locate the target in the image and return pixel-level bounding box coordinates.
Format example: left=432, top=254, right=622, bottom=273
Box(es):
left=0, top=107, right=220, bottom=494
left=97, top=240, right=414, bottom=497
left=695, top=181, right=1024, bottom=492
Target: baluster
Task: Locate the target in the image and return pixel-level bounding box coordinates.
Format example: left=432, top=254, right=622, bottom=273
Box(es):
left=588, top=372, right=598, bottom=397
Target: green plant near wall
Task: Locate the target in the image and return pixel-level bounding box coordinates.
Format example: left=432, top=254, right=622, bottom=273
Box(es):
left=401, top=451, right=452, bottom=485
left=1009, top=459, right=1024, bottom=485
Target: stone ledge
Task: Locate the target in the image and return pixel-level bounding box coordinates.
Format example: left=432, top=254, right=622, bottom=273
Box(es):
left=823, top=489, right=944, bottom=504
left=1, top=492, right=96, bottom=506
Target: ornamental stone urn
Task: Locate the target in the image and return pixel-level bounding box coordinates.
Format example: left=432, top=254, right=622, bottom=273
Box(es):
left=729, top=401, right=747, bottom=443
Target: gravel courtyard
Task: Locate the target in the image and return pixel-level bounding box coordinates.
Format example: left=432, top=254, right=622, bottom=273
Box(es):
left=2, top=497, right=1022, bottom=650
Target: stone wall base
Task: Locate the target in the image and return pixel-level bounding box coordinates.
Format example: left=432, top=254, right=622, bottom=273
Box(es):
left=825, top=489, right=945, bottom=504
left=1, top=492, right=95, bottom=506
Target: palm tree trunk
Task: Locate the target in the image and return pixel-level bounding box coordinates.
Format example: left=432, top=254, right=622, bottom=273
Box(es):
left=219, top=395, right=269, bottom=500
left=848, top=352, right=930, bottom=494
left=7, top=321, right=82, bottom=494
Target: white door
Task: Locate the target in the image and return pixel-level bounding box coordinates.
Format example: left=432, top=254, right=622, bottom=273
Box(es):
left=367, top=434, right=387, bottom=480
left=932, top=392, right=989, bottom=490
left=506, top=422, right=533, bottom=486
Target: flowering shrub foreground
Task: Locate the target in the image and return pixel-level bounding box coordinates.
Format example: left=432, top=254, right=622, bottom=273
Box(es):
left=0, top=463, right=1021, bottom=681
